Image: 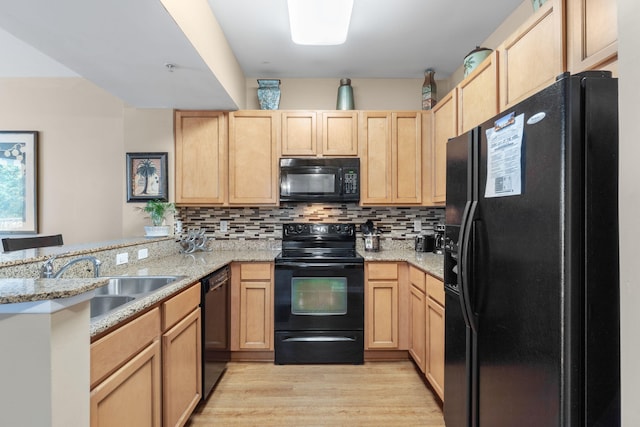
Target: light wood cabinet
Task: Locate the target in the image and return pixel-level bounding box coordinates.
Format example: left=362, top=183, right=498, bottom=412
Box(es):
left=90, top=308, right=162, bottom=427
left=360, top=111, right=422, bottom=205
left=281, top=111, right=317, bottom=156
left=458, top=51, right=500, bottom=135
left=228, top=111, right=280, bottom=205
left=408, top=266, right=427, bottom=373
left=320, top=111, right=358, bottom=156
left=567, top=0, right=617, bottom=74
left=431, top=89, right=457, bottom=205
left=281, top=111, right=358, bottom=157
left=231, top=262, right=274, bottom=351
left=174, top=110, right=227, bottom=205
left=162, top=283, right=202, bottom=427
left=365, top=262, right=400, bottom=349
left=498, top=0, right=565, bottom=110
left=426, top=274, right=445, bottom=401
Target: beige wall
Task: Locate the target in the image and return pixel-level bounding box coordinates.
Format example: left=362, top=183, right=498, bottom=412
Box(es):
left=618, top=0, right=639, bottom=424
left=244, top=77, right=444, bottom=111
left=0, top=79, right=177, bottom=245
left=0, top=78, right=125, bottom=244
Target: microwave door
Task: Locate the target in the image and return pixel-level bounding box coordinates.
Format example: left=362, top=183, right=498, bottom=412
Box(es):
left=281, top=167, right=340, bottom=200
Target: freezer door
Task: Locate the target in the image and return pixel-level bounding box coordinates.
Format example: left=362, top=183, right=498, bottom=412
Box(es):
left=473, top=80, right=567, bottom=427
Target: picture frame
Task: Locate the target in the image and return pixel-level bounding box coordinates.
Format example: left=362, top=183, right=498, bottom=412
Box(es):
left=126, top=152, right=168, bottom=202
left=0, top=131, right=38, bottom=234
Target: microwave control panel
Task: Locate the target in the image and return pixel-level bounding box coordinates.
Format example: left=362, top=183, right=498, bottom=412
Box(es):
left=344, top=170, right=358, bottom=194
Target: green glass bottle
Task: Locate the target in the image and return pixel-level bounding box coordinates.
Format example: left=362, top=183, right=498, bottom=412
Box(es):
left=336, top=78, right=355, bottom=110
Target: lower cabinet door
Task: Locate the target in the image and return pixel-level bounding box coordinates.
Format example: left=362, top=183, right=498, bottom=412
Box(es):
left=426, top=297, right=445, bottom=400
left=90, top=340, right=161, bottom=427
left=409, top=285, right=427, bottom=372
left=162, top=308, right=202, bottom=427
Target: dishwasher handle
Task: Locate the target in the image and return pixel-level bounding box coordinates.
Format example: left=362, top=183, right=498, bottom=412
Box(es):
left=203, top=266, right=230, bottom=293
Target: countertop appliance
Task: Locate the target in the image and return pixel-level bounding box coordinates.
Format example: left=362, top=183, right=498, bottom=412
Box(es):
left=279, top=158, right=360, bottom=202
left=201, top=266, right=230, bottom=400
left=433, top=224, right=445, bottom=254
left=443, top=71, right=620, bottom=426
left=414, top=234, right=434, bottom=252
left=274, top=222, right=364, bottom=364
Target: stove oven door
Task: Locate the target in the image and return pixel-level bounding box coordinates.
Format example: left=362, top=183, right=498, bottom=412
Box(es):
left=274, top=260, right=364, bottom=364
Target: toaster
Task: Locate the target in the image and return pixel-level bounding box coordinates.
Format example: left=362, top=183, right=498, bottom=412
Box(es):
left=415, top=234, right=435, bottom=252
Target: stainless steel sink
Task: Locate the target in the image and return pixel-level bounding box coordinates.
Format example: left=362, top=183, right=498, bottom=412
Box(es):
left=94, top=276, right=186, bottom=296
left=90, top=295, right=135, bottom=318
left=90, top=275, right=187, bottom=319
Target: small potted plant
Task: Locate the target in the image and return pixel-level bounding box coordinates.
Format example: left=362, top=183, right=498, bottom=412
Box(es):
left=138, top=199, right=176, bottom=237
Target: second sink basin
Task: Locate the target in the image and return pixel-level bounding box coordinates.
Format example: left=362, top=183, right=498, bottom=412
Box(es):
left=95, top=275, right=186, bottom=296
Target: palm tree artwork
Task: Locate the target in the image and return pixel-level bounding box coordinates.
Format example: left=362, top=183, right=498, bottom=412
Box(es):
left=136, top=158, right=157, bottom=195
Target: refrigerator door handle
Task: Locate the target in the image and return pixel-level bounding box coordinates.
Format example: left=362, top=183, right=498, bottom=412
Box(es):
left=457, top=200, right=473, bottom=328
left=461, top=200, right=479, bottom=333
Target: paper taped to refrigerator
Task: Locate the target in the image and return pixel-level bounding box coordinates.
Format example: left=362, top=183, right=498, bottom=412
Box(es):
left=484, top=113, right=524, bottom=198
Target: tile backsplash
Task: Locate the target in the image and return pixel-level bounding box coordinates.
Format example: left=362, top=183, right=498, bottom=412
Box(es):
left=179, top=204, right=444, bottom=249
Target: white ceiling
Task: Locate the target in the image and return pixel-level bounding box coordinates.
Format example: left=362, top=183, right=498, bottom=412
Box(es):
left=0, top=0, right=524, bottom=110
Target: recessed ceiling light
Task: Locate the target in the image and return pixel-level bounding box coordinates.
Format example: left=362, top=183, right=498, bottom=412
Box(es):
left=287, top=0, right=354, bottom=46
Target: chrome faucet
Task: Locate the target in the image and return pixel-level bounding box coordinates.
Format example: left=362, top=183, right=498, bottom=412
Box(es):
left=40, top=255, right=102, bottom=278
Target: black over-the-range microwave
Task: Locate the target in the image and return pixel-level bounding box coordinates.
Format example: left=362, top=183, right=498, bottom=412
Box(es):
left=279, top=157, right=360, bottom=202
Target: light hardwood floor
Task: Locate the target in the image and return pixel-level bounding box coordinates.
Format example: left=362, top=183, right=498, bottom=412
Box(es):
left=186, top=361, right=445, bottom=426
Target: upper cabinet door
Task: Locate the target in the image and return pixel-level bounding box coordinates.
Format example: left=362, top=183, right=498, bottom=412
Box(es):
left=320, top=111, right=358, bottom=156
left=458, top=51, right=499, bottom=135
left=281, top=111, right=317, bottom=156
left=174, top=111, right=227, bottom=205
left=431, top=89, right=458, bottom=205
left=567, top=0, right=618, bottom=74
left=360, top=112, right=393, bottom=204
left=228, top=111, right=280, bottom=206
left=498, top=0, right=565, bottom=110
left=392, top=112, right=422, bottom=205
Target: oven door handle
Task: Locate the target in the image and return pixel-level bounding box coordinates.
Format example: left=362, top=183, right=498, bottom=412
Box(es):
left=282, top=336, right=357, bottom=343
left=275, top=262, right=363, bottom=268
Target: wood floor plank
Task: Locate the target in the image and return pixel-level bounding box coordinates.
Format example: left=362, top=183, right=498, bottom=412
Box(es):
left=186, top=361, right=445, bottom=426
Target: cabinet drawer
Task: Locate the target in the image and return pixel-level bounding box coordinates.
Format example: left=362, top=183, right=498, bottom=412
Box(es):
left=163, top=283, right=201, bottom=331
left=239, top=262, right=272, bottom=280
left=409, top=265, right=426, bottom=293
left=426, top=274, right=445, bottom=306
left=367, top=263, right=399, bottom=280
left=90, top=307, right=161, bottom=389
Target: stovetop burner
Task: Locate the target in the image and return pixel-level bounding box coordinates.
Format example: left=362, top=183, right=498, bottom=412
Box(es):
left=277, top=222, right=362, bottom=263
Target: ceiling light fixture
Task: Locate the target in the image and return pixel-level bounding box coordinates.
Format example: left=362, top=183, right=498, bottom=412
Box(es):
left=287, top=0, right=354, bottom=46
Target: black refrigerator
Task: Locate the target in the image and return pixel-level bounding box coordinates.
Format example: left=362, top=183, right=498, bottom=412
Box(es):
left=443, top=71, right=620, bottom=427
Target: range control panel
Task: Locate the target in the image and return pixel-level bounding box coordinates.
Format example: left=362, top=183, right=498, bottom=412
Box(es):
left=283, top=223, right=355, bottom=238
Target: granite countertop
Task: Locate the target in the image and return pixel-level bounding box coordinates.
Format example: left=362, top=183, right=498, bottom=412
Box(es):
left=361, top=249, right=444, bottom=280
left=0, top=246, right=443, bottom=337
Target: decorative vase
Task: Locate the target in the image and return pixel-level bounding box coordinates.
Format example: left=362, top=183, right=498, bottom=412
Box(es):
left=336, top=78, right=355, bottom=110
left=422, top=69, right=437, bottom=110
left=257, top=79, right=281, bottom=110
left=463, top=46, right=493, bottom=78
left=531, top=0, right=547, bottom=11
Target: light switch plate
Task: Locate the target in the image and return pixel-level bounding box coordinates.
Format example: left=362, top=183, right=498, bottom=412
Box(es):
left=414, top=219, right=422, bottom=232
left=220, top=220, right=228, bottom=232
left=116, top=252, right=129, bottom=265
left=138, top=248, right=148, bottom=260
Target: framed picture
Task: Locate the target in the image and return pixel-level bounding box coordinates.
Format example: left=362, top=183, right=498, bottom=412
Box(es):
left=126, top=152, right=168, bottom=202
left=0, top=131, right=38, bottom=234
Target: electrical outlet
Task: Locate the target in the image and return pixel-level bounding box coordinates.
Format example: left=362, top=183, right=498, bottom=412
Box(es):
left=220, top=220, right=228, bottom=232
left=414, top=219, right=422, bottom=232
left=116, top=252, right=129, bottom=265
left=137, top=248, right=148, bottom=260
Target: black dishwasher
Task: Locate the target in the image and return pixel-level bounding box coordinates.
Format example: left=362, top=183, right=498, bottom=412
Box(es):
left=201, top=266, right=230, bottom=400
